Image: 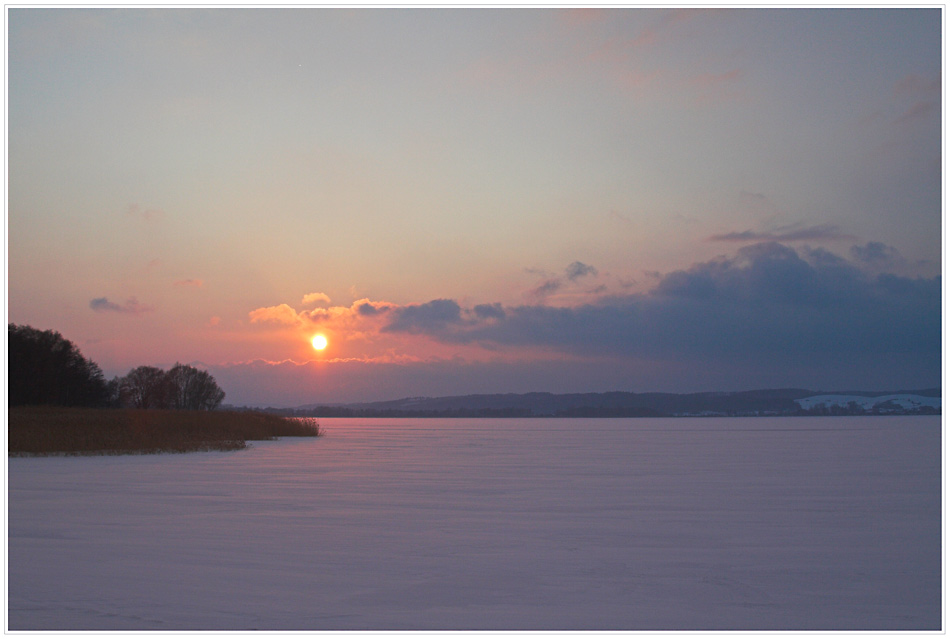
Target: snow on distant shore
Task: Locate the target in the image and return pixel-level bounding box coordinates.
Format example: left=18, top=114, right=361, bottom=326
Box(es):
left=795, top=393, right=941, bottom=412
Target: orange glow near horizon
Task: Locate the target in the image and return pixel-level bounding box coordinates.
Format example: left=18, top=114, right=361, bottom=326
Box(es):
left=311, top=334, right=328, bottom=351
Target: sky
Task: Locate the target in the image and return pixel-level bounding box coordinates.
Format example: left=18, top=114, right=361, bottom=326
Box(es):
left=6, top=7, right=943, bottom=406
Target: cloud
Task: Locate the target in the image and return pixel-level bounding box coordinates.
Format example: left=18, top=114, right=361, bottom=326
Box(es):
left=173, top=278, right=203, bottom=288
left=220, top=242, right=939, bottom=405
left=239, top=243, right=938, bottom=401
left=894, top=101, right=937, bottom=126
left=565, top=261, right=598, bottom=281
left=527, top=261, right=602, bottom=300
left=356, top=300, right=390, bottom=316
left=383, top=299, right=463, bottom=335
left=248, top=297, right=398, bottom=335
left=301, top=292, right=331, bottom=307
left=248, top=303, right=301, bottom=325
left=707, top=223, right=853, bottom=243
left=473, top=303, right=506, bottom=320
left=739, top=190, right=767, bottom=202
left=530, top=278, right=563, bottom=298
left=89, top=296, right=154, bottom=315
left=379, top=242, right=939, bottom=373
left=895, top=73, right=941, bottom=96
left=560, top=7, right=605, bottom=25
left=850, top=241, right=905, bottom=270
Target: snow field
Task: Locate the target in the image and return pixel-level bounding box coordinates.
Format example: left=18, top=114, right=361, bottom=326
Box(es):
left=7, top=416, right=942, bottom=630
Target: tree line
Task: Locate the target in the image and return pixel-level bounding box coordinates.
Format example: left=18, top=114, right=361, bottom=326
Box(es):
left=8, top=324, right=225, bottom=410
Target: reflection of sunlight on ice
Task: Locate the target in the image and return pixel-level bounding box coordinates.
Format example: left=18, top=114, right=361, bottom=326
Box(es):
left=8, top=416, right=941, bottom=631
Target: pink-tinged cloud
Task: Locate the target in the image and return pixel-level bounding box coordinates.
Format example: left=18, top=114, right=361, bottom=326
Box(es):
left=248, top=298, right=398, bottom=335
left=173, top=278, right=203, bottom=288
left=89, top=296, right=154, bottom=315
left=300, top=299, right=396, bottom=325
left=301, top=292, right=331, bottom=306
left=248, top=303, right=301, bottom=325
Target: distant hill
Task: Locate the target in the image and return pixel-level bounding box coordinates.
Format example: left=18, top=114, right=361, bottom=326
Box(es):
left=266, top=387, right=941, bottom=418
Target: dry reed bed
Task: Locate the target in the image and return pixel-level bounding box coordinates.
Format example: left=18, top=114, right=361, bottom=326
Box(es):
left=8, top=407, right=321, bottom=456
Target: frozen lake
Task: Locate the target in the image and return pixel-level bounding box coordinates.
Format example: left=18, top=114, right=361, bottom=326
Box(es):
left=7, top=416, right=942, bottom=631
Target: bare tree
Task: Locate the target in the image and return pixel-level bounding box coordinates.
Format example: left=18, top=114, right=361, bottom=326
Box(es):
left=119, top=366, right=171, bottom=409
left=166, top=363, right=226, bottom=410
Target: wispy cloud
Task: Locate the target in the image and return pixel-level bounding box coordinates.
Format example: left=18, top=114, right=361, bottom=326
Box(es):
left=530, top=278, right=563, bottom=298
left=560, top=7, right=605, bottom=25
left=690, top=67, right=745, bottom=104
left=173, top=278, right=203, bottom=288
left=895, top=73, right=941, bottom=97
left=528, top=261, right=602, bottom=300
left=707, top=223, right=853, bottom=243
left=894, top=101, right=936, bottom=126
left=89, top=296, right=154, bottom=315
left=566, top=261, right=599, bottom=281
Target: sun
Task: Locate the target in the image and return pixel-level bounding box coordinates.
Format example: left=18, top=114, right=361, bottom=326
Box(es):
left=311, top=334, right=328, bottom=351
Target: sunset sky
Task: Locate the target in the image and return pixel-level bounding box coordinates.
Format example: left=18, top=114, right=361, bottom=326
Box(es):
left=7, top=7, right=942, bottom=406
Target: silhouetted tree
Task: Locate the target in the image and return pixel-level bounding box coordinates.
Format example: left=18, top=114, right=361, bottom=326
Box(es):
left=8, top=324, right=110, bottom=407
left=105, top=376, right=122, bottom=407
left=115, top=363, right=225, bottom=410
left=165, top=363, right=226, bottom=410
left=119, top=366, right=172, bottom=409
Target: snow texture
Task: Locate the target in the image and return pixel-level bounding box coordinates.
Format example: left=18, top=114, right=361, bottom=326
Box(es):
left=7, top=416, right=942, bottom=631
left=794, top=393, right=941, bottom=412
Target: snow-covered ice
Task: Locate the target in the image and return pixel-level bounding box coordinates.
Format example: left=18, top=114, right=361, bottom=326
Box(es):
left=7, top=416, right=942, bottom=631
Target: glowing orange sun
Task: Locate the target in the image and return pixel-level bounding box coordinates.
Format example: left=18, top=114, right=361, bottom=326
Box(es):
left=311, top=334, right=328, bottom=351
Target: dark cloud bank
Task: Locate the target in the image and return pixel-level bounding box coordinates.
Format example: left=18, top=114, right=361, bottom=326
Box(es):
left=707, top=223, right=853, bottom=243
left=384, top=242, right=940, bottom=388
left=212, top=242, right=938, bottom=405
